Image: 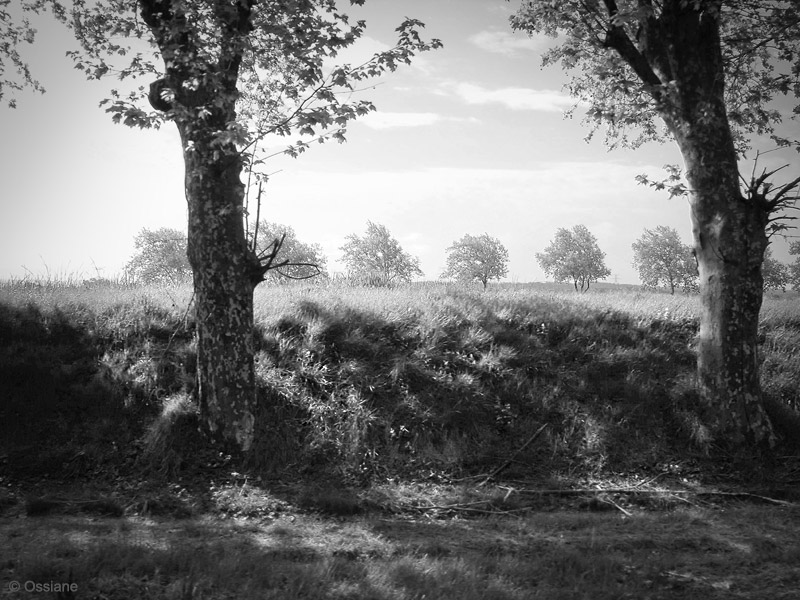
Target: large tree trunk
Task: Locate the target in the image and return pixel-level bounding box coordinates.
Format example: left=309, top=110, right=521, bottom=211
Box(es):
left=659, top=10, right=774, bottom=443
left=139, top=0, right=260, bottom=451
left=179, top=124, right=257, bottom=452
left=677, top=132, right=773, bottom=445
left=630, top=3, right=776, bottom=445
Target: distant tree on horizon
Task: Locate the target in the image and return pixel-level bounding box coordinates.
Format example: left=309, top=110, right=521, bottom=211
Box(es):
left=247, top=220, right=328, bottom=282
left=631, top=226, right=697, bottom=294
left=790, top=241, right=800, bottom=291
left=762, top=248, right=790, bottom=292
left=441, top=233, right=509, bottom=290
left=536, top=225, right=610, bottom=292
left=340, top=221, right=423, bottom=286
left=125, top=227, right=191, bottom=285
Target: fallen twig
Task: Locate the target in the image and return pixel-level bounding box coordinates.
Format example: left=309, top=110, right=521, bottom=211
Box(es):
left=599, top=495, right=633, bottom=517
left=510, top=488, right=797, bottom=507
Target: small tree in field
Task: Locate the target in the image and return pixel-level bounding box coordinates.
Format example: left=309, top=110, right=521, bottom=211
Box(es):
left=340, top=221, right=423, bottom=285
left=441, top=233, right=509, bottom=289
left=537, top=225, right=610, bottom=291
left=762, top=248, right=789, bottom=291
left=789, top=241, right=800, bottom=291
left=632, top=226, right=697, bottom=294
left=248, top=221, right=327, bottom=281
left=126, top=227, right=191, bottom=285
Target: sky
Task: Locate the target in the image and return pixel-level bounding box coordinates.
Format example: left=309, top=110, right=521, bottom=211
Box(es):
left=1, top=0, right=798, bottom=284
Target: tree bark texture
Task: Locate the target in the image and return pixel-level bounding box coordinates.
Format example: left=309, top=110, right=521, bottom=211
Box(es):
left=180, top=124, right=257, bottom=451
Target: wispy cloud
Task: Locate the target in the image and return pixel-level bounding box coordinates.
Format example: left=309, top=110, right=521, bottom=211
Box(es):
left=359, top=112, right=478, bottom=129
left=468, top=30, right=549, bottom=56
left=454, top=83, right=576, bottom=112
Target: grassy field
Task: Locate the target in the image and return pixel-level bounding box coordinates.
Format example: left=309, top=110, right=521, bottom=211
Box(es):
left=1, top=280, right=799, bottom=599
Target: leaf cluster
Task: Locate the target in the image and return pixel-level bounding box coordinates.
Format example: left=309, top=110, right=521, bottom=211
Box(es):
left=0, top=0, right=69, bottom=107
left=511, top=1, right=800, bottom=153
left=65, top=0, right=441, bottom=170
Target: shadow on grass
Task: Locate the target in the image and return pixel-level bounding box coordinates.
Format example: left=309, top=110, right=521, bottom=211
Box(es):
left=0, top=299, right=195, bottom=481
left=4, top=502, right=799, bottom=600
left=2, top=285, right=798, bottom=493
left=249, top=293, right=705, bottom=481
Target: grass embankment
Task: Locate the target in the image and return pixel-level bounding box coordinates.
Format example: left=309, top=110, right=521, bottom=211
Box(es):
left=1, top=281, right=799, bottom=599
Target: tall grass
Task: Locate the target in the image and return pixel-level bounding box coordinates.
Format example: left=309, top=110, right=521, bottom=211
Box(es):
left=1, top=278, right=798, bottom=484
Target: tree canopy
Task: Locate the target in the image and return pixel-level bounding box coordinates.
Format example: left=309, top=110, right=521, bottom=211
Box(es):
left=631, top=226, right=697, bottom=294
left=66, top=0, right=440, bottom=175
left=441, top=233, right=509, bottom=289
left=511, top=1, right=800, bottom=153
left=536, top=225, right=610, bottom=292
left=340, top=221, right=423, bottom=285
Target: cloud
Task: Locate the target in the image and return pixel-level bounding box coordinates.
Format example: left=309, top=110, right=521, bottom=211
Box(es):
left=468, top=30, right=548, bottom=56
left=359, top=112, right=442, bottom=129
left=454, top=83, right=576, bottom=112
left=359, top=112, right=479, bottom=130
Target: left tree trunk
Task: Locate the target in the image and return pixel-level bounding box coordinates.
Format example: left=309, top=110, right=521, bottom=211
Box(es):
left=179, top=124, right=257, bottom=451
left=138, top=0, right=261, bottom=451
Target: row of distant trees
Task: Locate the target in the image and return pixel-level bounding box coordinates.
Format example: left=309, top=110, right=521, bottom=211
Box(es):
left=126, top=222, right=800, bottom=293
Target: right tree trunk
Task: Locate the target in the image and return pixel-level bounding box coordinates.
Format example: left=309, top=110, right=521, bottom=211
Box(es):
left=677, top=130, right=773, bottom=445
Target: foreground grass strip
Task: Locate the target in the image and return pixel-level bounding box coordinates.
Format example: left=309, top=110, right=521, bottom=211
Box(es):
left=3, top=505, right=800, bottom=599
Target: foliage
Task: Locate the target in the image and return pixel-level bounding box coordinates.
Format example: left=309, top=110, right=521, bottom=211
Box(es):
left=340, top=221, right=423, bottom=285
left=632, top=226, right=697, bottom=294
left=66, top=0, right=441, bottom=172
left=441, top=233, right=509, bottom=289
left=247, top=220, right=327, bottom=281
left=0, top=1, right=67, bottom=107
left=125, top=227, right=191, bottom=285
left=536, top=225, right=610, bottom=291
left=511, top=1, right=800, bottom=152
left=762, top=248, right=789, bottom=291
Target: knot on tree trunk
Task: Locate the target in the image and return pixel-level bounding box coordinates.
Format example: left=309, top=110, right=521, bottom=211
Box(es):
left=148, top=78, right=174, bottom=112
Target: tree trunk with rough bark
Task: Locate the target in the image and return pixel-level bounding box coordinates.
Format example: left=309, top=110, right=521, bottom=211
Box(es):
left=677, top=130, right=773, bottom=445
left=139, top=0, right=261, bottom=452
left=653, top=6, right=774, bottom=444
left=179, top=123, right=258, bottom=451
